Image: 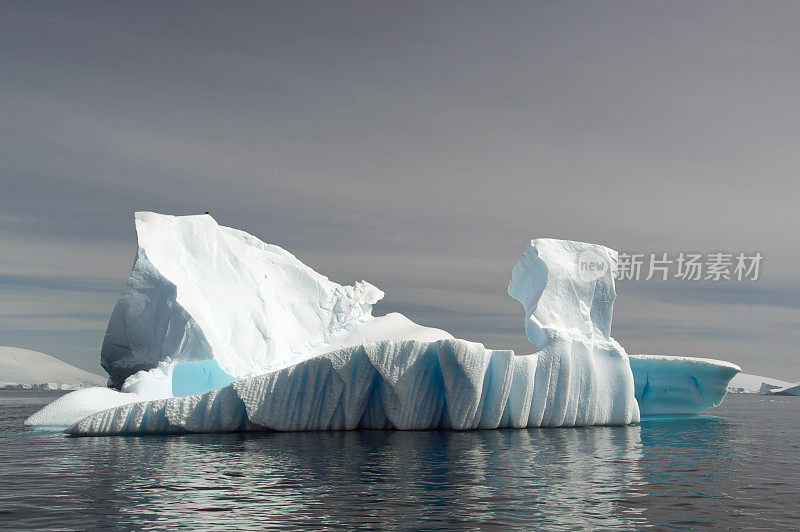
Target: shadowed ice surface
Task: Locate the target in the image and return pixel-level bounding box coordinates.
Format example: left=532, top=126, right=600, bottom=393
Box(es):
left=2, top=391, right=798, bottom=529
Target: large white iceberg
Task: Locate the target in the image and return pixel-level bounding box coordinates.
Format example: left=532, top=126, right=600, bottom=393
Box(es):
left=26, top=213, right=739, bottom=435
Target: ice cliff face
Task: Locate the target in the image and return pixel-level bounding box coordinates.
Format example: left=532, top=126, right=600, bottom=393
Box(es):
left=69, top=340, right=515, bottom=435
left=69, top=330, right=634, bottom=436
left=26, top=213, right=739, bottom=435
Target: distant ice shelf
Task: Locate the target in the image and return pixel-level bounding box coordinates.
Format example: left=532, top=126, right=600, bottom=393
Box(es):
left=763, top=383, right=800, bottom=396
left=727, top=373, right=796, bottom=394
left=25, top=212, right=740, bottom=435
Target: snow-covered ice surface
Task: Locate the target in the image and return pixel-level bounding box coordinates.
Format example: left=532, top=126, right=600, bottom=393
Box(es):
left=24, top=388, right=143, bottom=428
left=1, top=347, right=106, bottom=390
left=26, top=213, right=740, bottom=434
left=629, top=355, right=740, bottom=415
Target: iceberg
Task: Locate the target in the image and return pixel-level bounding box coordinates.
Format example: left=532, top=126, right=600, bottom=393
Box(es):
left=25, top=212, right=738, bottom=435
left=629, top=355, right=740, bottom=415
left=62, top=230, right=640, bottom=435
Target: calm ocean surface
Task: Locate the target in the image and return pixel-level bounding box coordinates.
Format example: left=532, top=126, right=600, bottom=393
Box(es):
left=1, top=391, right=798, bottom=530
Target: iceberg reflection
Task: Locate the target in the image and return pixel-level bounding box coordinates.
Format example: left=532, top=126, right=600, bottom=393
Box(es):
left=72, top=425, right=647, bottom=529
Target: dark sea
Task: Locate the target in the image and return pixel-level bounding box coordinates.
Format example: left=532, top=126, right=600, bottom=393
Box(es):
left=1, top=391, right=798, bottom=530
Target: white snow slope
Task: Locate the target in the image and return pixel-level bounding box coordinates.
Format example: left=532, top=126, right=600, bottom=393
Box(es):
left=26, top=213, right=739, bottom=434
left=1, top=347, right=106, bottom=390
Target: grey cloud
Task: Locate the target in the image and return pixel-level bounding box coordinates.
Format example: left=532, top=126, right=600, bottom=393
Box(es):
left=1, top=1, right=799, bottom=379
left=620, top=281, right=800, bottom=311
left=0, top=274, right=121, bottom=293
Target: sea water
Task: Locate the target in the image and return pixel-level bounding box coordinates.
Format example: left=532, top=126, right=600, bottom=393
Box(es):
left=1, top=391, right=797, bottom=529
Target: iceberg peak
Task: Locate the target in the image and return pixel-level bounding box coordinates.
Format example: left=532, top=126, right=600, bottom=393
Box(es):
left=101, top=212, right=388, bottom=390
left=508, top=238, right=618, bottom=348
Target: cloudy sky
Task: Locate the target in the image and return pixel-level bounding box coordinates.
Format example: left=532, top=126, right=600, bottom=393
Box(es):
left=2, top=1, right=799, bottom=379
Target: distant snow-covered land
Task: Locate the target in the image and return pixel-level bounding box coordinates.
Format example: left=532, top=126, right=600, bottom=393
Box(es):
left=727, top=372, right=796, bottom=394
left=0, top=346, right=106, bottom=390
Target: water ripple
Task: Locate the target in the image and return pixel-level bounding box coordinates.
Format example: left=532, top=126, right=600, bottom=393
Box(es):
left=1, top=391, right=799, bottom=529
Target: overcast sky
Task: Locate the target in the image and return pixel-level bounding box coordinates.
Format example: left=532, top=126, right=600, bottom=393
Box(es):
left=2, top=1, right=799, bottom=379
